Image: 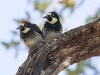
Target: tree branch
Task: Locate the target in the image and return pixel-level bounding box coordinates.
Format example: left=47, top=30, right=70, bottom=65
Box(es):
left=16, top=18, right=100, bottom=75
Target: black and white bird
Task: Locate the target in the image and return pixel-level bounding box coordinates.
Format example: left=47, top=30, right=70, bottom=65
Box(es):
left=42, top=11, right=62, bottom=40
left=17, top=20, right=43, bottom=48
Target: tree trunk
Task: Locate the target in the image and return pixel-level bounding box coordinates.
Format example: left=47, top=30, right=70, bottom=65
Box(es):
left=16, top=18, right=100, bottom=75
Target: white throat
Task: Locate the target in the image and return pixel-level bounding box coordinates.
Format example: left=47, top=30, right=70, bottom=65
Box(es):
left=22, top=28, right=30, bottom=33
left=47, top=17, right=57, bottom=24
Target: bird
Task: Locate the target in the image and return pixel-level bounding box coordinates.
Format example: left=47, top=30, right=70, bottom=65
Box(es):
left=17, top=20, right=43, bottom=48
left=42, top=11, right=62, bottom=40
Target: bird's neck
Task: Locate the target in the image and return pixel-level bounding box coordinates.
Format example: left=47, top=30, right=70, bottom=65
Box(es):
left=45, top=20, right=61, bottom=26
left=21, top=29, right=34, bottom=38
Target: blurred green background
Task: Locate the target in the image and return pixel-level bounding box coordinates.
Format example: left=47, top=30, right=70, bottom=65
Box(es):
left=0, top=0, right=100, bottom=75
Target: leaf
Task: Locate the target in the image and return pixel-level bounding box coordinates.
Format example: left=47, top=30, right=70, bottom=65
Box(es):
left=2, top=42, right=10, bottom=49
left=39, top=24, right=43, bottom=30
left=87, top=8, right=100, bottom=23
left=11, top=41, right=19, bottom=46
left=66, top=61, right=86, bottom=75
left=35, top=2, right=50, bottom=12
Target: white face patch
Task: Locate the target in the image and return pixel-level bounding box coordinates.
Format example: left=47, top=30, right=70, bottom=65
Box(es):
left=22, top=28, right=30, bottom=33
left=47, top=17, right=57, bottom=24
left=46, top=13, right=58, bottom=24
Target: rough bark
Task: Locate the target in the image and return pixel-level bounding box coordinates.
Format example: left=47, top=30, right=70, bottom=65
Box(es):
left=16, top=18, right=100, bottom=75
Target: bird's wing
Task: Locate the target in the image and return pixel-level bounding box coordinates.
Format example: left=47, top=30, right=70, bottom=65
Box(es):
left=42, top=26, right=47, bottom=40
left=32, top=24, right=42, bottom=35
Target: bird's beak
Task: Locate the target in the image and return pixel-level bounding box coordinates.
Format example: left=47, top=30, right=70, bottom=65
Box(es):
left=16, top=26, right=23, bottom=30
left=43, top=15, right=48, bottom=18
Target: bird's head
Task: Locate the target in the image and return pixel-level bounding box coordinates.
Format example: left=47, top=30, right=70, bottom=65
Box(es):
left=43, top=11, right=59, bottom=24
left=17, top=20, right=32, bottom=33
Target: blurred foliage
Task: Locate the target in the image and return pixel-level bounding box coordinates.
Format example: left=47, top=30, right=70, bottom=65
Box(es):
left=87, top=8, right=100, bottom=23
left=66, top=61, right=85, bottom=75
left=39, top=24, right=44, bottom=30
left=35, top=2, right=50, bottom=12
left=59, top=0, right=75, bottom=11
left=2, top=41, right=19, bottom=49
left=67, top=60, right=86, bottom=75
left=1, top=0, right=100, bottom=75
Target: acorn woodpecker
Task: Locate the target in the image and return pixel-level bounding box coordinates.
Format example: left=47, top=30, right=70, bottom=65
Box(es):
left=17, top=20, right=43, bottom=48
left=42, top=11, right=62, bottom=40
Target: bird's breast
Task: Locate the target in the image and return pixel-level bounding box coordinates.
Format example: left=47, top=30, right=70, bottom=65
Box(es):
left=24, top=38, right=35, bottom=48
left=22, top=34, right=42, bottom=48
left=45, top=31, right=61, bottom=40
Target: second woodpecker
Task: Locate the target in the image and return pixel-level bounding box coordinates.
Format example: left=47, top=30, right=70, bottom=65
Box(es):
left=42, top=11, right=62, bottom=40
left=17, top=20, right=43, bottom=48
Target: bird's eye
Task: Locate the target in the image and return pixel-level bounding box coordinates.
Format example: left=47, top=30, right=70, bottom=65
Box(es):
left=24, top=24, right=28, bottom=27
left=51, top=14, right=54, bottom=17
